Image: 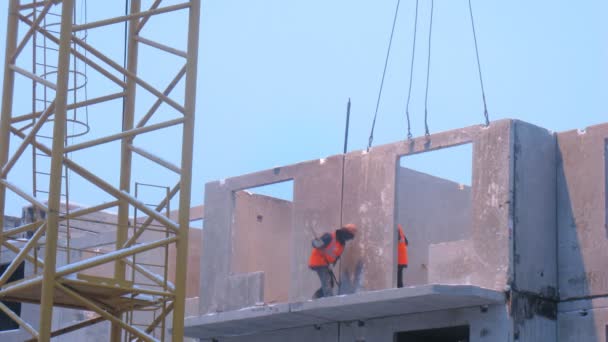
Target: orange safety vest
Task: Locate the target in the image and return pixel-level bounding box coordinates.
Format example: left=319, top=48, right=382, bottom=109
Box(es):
left=309, top=232, right=345, bottom=267
left=398, top=224, right=408, bottom=266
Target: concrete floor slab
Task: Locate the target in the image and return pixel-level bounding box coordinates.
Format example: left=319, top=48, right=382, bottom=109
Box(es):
left=184, top=284, right=505, bottom=339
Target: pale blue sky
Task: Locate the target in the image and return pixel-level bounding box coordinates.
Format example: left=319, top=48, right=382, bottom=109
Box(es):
left=0, top=1, right=607, bottom=215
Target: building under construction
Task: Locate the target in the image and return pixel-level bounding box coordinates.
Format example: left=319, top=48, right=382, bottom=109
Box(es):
left=1, top=1, right=608, bottom=342
left=182, top=120, right=608, bottom=342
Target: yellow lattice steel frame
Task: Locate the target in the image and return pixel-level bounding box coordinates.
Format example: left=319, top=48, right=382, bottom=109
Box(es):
left=0, top=0, right=200, bottom=340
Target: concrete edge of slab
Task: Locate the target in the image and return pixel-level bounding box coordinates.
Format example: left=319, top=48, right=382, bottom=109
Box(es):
left=184, top=284, right=505, bottom=339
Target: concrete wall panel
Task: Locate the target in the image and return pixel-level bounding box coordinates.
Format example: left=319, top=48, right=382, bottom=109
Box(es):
left=557, top=122, right=608, bottom=299
left=200, top=155, right=344, bottom=313
left=468, top=120, right=513, bottom=291
left=512, top=121, right=557, bottom=296
left=340, top=122, right=493, bottom=292
left=340, top=148, right=397, bottom=292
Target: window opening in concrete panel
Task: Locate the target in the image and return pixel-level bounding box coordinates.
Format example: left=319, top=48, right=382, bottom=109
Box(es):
left=395, top=144, right=473, bottom=288
left=243, top=181, right=294, bottom=202
left=394, top=325, right=470, bottom=342
left=232, top=180, right=294, bottom=304
left=0, top=262, right=25, bottom=331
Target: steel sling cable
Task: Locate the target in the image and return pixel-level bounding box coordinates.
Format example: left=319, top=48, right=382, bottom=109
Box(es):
left=404, top=0, right=419, bottom=140
left=468, top=0, right=490, bottom=126
left=367, top=0, right=402, bottom=151
left=424, top=0, right=434, bottom=136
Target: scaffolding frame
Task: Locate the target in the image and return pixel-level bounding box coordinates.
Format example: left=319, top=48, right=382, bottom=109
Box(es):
left=0, top=0, right=200, bottom=340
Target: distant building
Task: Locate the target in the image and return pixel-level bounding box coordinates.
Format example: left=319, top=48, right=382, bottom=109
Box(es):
left=0, top=204, right=202, bottom=341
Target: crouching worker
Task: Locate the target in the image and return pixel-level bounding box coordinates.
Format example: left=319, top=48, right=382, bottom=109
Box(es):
left=308, top=223, right=357, bottom=299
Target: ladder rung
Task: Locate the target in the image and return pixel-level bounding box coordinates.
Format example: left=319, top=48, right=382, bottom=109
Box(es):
left=133, top=261, right=165, bottom=267
left=35, top=44, right=59, bottom=51
left=35, top=62, right=57, bottom=69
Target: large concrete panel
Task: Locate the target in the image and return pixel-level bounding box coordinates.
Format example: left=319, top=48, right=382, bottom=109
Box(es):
left=512, top=121, right=557, bottom=297
left=469, top=120, right=513, bottom=290
left=199, top=155, right=344, bottom=313
left=557, top=122, right=608, bottom=299
left=340, top=120, right=514, bottom=292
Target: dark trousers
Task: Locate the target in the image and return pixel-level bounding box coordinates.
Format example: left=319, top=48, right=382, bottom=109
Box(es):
left=312, top=266, right=334, bottom=298
left=398, top=265, right=407, bottom=288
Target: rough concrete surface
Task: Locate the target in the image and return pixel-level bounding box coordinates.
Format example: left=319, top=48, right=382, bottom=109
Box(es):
left=557, top=122, right=608, bottom=300
left=185, top=284, right=505, bottom=340
left=340, top=120, right=514, bottom=293
left=512, top=121, right=557, bottom=297
left=558, top=297, right=607, bottom=342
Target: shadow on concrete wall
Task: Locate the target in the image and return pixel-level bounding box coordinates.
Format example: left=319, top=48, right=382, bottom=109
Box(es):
left=556, top=145, right=598, bottom=341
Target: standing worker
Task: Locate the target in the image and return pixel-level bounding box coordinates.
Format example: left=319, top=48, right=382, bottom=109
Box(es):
left=397, top=224, right=409, bottom=288
left=308, top=223, right=357, bottom=298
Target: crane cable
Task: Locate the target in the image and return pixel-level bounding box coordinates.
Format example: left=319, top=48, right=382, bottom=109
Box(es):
left=367, top=0, right=402, bottom=152
left=423, top=0, right=434, bottom=136
left=468, top=0, right=490, bottom=126
left=404, top=0, right=419, bottom=140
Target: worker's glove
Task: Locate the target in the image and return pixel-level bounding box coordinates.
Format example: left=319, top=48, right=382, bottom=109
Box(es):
left=312, top=238, right=324, bottom=249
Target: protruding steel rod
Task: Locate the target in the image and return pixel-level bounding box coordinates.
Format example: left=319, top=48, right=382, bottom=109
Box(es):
left=343, top=98, right=351, bottom=154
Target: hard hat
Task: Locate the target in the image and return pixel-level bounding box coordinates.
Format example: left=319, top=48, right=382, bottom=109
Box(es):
left=342, top=223, right=357, bottom=236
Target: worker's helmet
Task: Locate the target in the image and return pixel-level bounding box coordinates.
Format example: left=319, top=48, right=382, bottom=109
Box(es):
left=341, top=223, right=357, bottom=236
